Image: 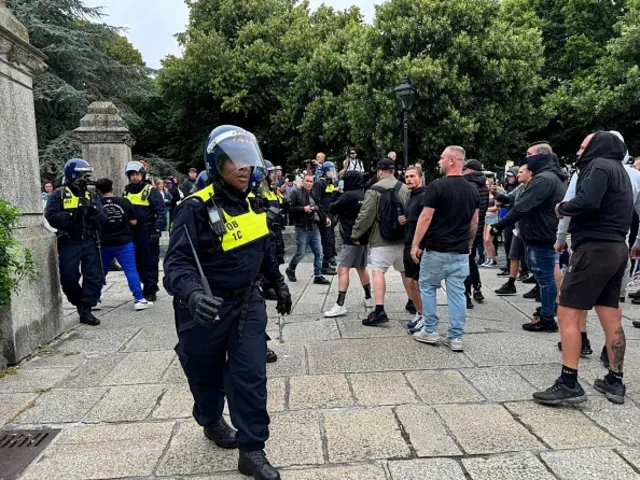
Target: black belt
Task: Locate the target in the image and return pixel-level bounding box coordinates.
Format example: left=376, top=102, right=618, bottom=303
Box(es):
left=211, top=279, right=260, bottom=343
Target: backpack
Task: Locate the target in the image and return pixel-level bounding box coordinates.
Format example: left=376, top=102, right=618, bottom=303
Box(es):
left=371, top=182, right=405, bottom=241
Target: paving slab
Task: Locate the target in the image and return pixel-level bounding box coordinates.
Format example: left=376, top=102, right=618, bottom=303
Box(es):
left=540, top=448, right=639, bottom=480
left=405, top=370, right=484, bottom=404
left=349, top=372, right=419, bottom=406
left=323, top=407, right=410, bottom=463
left=505, top=401, right=619, bottom=449
left=281, top=464, right=387, bottom=479
left=281, top=320, right=341, bottom=343
left=99, top=350, right=175, bottom=385
left=85, top=384, right=166, bottom=422
left=57, top=326, right=142, bottom=354
left=265, top=410, right=324, bottom=468
left=0, top=367, right=71, bottom=393
left=307, top=337, right=473, bottom=374
left=337, top=318, right=409, bottom=338
left=462, top=332, right=562, bottom=366
left=280, top=313, right=332, bottom=324
left=582, top=396, right=640, bottom=444
left=268, top=376, right=287, bottom=413
left=616, top=447, right=640, bottom=470
left=0, top=393, right=37, bottom=426
left=461, top=366, right=537, bottom=402
left=266, top=343, right=307, bottom=377
left=156, top=421, right=238, bottom=476
left=395, top=405, right=462, bottom=457
left=21, top=352, right=85, bottom=370
left=58, top=353, right=126, bottom=388
left=436, top=404, right=544, bottom=455
left=462, top=451, right=556, bottom=480
left=162, top=356, right=188, bottom=383
left=151, top=382, right=193, bottom=419
left=20, top=422, right=174, bottom=480
left=387, top=458, right=467, bottom=480
left=15, top=388, right=107, bottom=424
left=289, top=374, right=353, bottom=410
left=121, top=325, right=179, bottom=351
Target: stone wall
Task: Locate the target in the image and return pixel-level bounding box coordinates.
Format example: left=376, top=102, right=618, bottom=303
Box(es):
left=0, top=2, right=64, bottom=364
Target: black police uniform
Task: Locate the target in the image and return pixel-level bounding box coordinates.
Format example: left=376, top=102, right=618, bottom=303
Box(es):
left=45, top=186, right=107, bottom=311
left=260, top=186, right=285, bottom=265
left=314, top=177, right=336, bottom=267
left=124, top=182, right=166, bottom=299
left=163, top=181, right=284, bottom=452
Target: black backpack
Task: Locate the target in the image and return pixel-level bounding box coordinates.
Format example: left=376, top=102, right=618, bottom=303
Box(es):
left=371, top=182, right=405, bottom=241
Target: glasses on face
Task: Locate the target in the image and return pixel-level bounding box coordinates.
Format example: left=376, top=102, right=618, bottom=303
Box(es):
left=349, top=152, right=356, bottom=156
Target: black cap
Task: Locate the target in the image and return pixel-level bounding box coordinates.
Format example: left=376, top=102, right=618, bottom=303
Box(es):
left=464, top=159, right=483, bottom=172
left=377, top=157, right=395, bottom=171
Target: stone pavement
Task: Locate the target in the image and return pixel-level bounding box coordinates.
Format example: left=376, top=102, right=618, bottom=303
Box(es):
left=2, top=264, right=640, bottom=480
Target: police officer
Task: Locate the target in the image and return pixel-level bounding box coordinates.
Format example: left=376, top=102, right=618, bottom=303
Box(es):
left=164, top=125, right=292, bottom=480
left=315, top=161, right=338, bottom=274
left=124, top=161, right=166, bottom=301
left=45, top=159, right=107, bottom=326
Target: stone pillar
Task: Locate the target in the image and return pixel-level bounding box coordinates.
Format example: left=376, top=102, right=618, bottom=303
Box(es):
left=74, top=102, right=135, bottom=196
left=0, top=2, right=64, bottom=364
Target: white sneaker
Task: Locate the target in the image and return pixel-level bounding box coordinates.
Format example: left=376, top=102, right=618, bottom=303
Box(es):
left=324, top=303, right=348, bottom=318
left=407, top=313, right=422, bottom=329
left=413, top=330, right=441, bottom=345
left=135, top=299, right=153, bottom=311
left=363, top=297, right=374, bottom=309
left=442, top=337, right=464, bottom=352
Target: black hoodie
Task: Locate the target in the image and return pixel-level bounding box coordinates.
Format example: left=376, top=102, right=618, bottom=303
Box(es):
left=405, top=185, right=427, bottom=247
left=558, top=131, right=632, bottom=249
left=329, top=171, right=366, bottom=245
left=495, top=154, right=567, bottom=248
left=464, top=171, right=489, bottom=239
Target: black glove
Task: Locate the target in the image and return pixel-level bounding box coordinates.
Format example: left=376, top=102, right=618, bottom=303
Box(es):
left=274, top=278, right=292, bottom=315
left=489, top=224, right=503, bottom=237
left=186, top=290, right=223, bottom=326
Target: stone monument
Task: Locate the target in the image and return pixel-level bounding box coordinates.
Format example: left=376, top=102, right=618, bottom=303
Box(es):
left=0, top=0, right=64, bottom=364
left=75, top=102, right=135, bottom=195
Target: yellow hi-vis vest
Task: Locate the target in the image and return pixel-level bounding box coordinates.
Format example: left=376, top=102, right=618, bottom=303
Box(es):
left=124, top=184, right=153, bottom=206
left=189, top=185, right=269, bottom=252
left=62, top=187, right=90, bottom=210
left=325, top=183, right=335, bottom=193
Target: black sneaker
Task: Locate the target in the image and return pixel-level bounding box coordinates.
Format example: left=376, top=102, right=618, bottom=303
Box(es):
left=522, top=317, right=558, bottom=332
left=628, top=289, right=640, bottom=299
left=619, top=297, right=625, bottom=303
left=322, top=266, right=337, bottom=275
left=533, top=304, right=557, bottom=318
left=362, top=310, right=389, bottom=326
left=557, top=339, right=593, bottom=357
left=266, top=348, right=278, bottom=363
left=497, top=270, right=510, bottom=277
left=329, top=258, right=338, bottom=268
left=600, top=346, right=610, bottom=369
left=405, top=299, right=417, bottom=315
left=633, top=320, right=640, bottom=328
left=594, top=377, right=626, bottom=404
left=204, top=417, right=238, bottom=449
left=79, top=308, right=100, bottom=326
left=632, top=297, right=640, bottom=305
left=314, top=276, right=331, bottom=285
left=473, top=289, right=485, bottom=303
left=285, top=268, right=296, bottom=282
left=476, top=255, right=486, bottom=266
left=533, top=378, right=587, bottom=406
left=495, top=282, right=517, bottom=296
left=523, top=285, right=539, bottom=299
left=144, top=292, right=157, bottom=302
left=522, top=275, right=537, bottom=284
left=517, top=272, right=530, bottom=282
left=238, top=450, right=280, bottom=480
left=466, top=293, right=474, bottom=309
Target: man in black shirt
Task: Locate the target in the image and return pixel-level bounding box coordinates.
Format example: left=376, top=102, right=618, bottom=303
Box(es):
left=96, top=178, right=152, bottom=311
left=410, top=146, right=480, bottom=352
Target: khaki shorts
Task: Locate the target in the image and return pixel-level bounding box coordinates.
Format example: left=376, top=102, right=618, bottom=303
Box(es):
left=370, top=245, right=405, bottom=273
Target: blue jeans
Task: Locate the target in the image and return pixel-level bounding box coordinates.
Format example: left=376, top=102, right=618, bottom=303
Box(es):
left=419, top=250, right=470, bottom=340
left=526, top=245, right=557, bottom=319
left=101, top=242, right=144, bottom=301
left=288, top=226, right=323, bottom=276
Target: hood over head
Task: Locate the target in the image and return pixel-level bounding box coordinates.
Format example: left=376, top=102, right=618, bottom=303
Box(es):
left=579, top=131, right=626, bottom=166
left=465, top=170, right=487, bottom=187
left=343, top=170, right=363, bottom=191
left=526, top=153, right=568, bottom=181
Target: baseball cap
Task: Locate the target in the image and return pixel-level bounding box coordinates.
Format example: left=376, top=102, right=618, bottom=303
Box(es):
left=506, top=170, right=515, bottom=176
left=376, top=158, right=395, bottom=171
left=464, top=159, right=483, bottom=172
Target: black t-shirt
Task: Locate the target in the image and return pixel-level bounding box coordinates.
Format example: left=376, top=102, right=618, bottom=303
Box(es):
left=100, top=196, right=137, bottom=247
left=421, top=176, right=480, bottom=254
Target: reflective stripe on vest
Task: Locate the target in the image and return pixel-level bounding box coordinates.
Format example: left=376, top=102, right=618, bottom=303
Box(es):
left=188, top=185, right=269, bottom=252
left=62, top=187, right=90, bottom=210
left=124, top=184, right=152, bottom=206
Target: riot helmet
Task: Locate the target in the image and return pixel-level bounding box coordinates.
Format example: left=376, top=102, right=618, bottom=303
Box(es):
left=321, top=161, right=337, bottom=180
left=195, top=170, right=210, bottom=191
left=125, top=161, right=147, bottom=183
left=204, top=125, right=266, bottom=183
left=63, top=158, right=93, bottom=186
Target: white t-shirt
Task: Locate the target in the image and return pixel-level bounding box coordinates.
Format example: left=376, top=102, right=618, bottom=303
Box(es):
left=344, top=158, right=364, bottom=173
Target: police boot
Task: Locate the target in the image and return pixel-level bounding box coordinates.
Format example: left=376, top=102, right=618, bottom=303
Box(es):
left=204, top=416, right=238, bottom=449
left=238, top=450, right=280, bottom=480
left=79, top=307, right=100, bottom=326
left=266, top=348, right=278, bottom=363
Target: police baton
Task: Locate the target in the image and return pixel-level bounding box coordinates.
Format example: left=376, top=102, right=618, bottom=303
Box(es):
left=182, top=225, right=213, bottom=297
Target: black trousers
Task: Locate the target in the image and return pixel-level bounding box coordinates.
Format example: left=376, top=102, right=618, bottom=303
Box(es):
left=318, top=219, right=336, bottom=267
left=503, top=228, right=513, bottom=267
left=174, top=288, right=269, bottom=451
left=132, top=227, right=160, bottom=297
left=57, top=238, right=102, bottom=308
left=465, top=238, right=482, bottom=294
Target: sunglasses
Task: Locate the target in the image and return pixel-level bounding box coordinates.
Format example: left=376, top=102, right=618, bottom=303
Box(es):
left=349, top=152, right=357, bottom=155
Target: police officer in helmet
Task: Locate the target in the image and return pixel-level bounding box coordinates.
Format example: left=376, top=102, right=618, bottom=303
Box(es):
left=124, top=161, right=166, bottom=301
left=164, top=125, right=292, bottom=480
left=315, top=161, right=338, bottom=275
left=45, top=159, right=107, bottom=326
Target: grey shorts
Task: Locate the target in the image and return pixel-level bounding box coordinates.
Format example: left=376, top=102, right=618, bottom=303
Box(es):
left=337, top=244, right=368, bottom=269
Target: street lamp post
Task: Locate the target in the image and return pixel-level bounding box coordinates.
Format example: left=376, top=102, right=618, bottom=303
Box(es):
left=394, top=75, right=417, bottom=169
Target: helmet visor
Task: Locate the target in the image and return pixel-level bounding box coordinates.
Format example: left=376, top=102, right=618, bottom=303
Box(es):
left=325, top=167, right=337, bottom=179
left=207, top=129, right=266, bottom=175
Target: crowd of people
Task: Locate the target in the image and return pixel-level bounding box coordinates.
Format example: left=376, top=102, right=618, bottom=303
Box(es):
left=42, top=125, right=640, bottom=480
